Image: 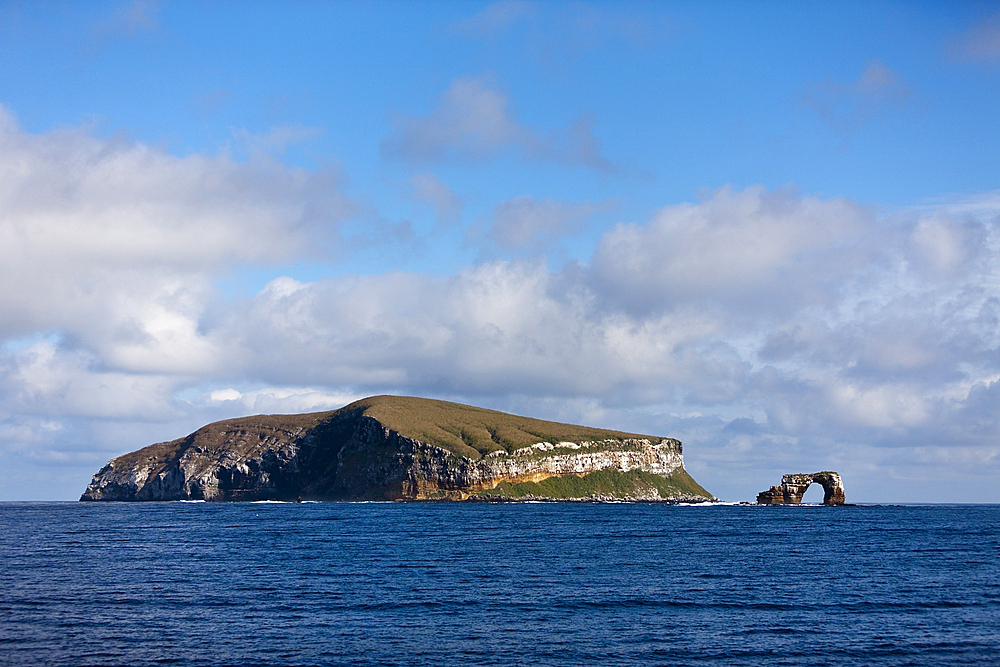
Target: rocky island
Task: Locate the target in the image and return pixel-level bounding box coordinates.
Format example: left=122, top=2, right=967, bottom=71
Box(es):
left=756, top=472, right=845, bottom=506
left=81, top=395, right=715, bottom=503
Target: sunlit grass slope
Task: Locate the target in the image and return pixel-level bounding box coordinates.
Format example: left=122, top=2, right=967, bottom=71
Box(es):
left=341, top=395, right=662, bottom=460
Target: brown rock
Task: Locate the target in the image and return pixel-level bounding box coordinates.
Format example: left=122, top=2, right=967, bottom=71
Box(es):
left=756, top=471, right=845, bottom=505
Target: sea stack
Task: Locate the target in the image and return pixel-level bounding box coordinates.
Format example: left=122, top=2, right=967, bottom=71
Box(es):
left=81, top=395, right=715, bottom=503
left=756, top=472, right=846, bottom=506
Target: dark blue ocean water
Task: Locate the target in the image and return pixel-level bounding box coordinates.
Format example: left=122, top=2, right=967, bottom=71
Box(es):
left=1, top=502, right=998, bottom=667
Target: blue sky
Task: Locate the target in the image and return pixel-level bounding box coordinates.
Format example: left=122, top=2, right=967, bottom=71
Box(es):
left=1, top=1, right=999, bottom=502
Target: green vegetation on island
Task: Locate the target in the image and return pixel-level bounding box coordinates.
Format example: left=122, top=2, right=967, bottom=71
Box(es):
left=341, top=395, right=666, bottom=460
left=476, top=468, right=712, bottom=501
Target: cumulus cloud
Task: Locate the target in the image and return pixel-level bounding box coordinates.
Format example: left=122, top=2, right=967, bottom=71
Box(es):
left=165, top=181, right=999, bottom=500
left=0, top=340, right=188, bottom=426
left=2, top=112, right=998, bottom=502
left=0, top=111, right=343, bottom=267
left=590, top=185, right=870, bottom=315
left=198, top=186, right=997, bottom=435
left=0, top=102, right=364, bottom=473
left=802, top=60, right=914, bottom=129
left=0, top=105, right=351, bottom=347
left=381, top=76, right=614, bottom=170
left=909, top=214, right=987, bottom=277
left=208, top=263, right=725, bottom=400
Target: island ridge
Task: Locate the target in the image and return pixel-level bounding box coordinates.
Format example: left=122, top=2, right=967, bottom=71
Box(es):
left=81, top=395, right=714, bottom=502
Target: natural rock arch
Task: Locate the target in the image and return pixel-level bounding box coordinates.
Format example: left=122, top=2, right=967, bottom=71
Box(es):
left=756, top=472, right=845, bottom=506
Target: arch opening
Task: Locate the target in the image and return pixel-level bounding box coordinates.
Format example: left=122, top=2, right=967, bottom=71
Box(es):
left=801, top=483, right=824, bottom=504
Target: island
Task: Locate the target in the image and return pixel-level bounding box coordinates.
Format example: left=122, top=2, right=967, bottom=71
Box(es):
left=756, top=472, right=846, bottom=506
left=80, top=395, right=715, bottom=502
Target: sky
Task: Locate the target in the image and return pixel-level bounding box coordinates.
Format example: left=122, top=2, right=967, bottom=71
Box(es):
left=1, top=0, right=998, bottom=503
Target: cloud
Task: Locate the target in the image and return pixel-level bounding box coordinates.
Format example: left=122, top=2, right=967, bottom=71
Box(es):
left=909, top=213, right=987, bottom=277
left=0, top=340, right=180, bottom=420
left=408, top=173, right=462, bottom=224
left=202, top=386, right=364, bottom=415
left=113, top=0, right=159, bottom=35
left=2, top=110, right=999, bottom=501
left=451, top=0, right=534, bottom=37
left=199, top=187, right=996, bottom=422
left=565, top=4, right=670, bottom=50
left=801, top=60, right=914, bottom=129
left=229, top=124, right=325, bottom=158
left=173, top=181, right=1000, bottom=502
left=0, top=104, right=352, bottom=357
left=451, top=2, right=673, bottom=54
left=382, top=77, right=527, bottom=164
left=951, top=14, right=1000, bottom=65
left=546, top=115, right=615, bottom=172
left=590, top=185, right=870, bottom=315
left=917, top=190, right=1000, bottom=219
left=89, top=0, right=159, bottom=48
left=210, top=263, right=725, bottom=400
left=488, top=194, right=610, bottom=251
left=381, top=76, right=615, bottom=170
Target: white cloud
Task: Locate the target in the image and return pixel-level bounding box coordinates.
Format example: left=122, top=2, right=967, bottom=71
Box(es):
left=202, top=386, right=363, bottom=414
left=0, top=105, right=351, bottom=350
left=827, top=380, right=930, bottom=429
left=909, top=214, right=987, bottom=277
left=208, top=262, right=727, bottom=400
left=590, top=185, right=869, bottom=314
left=2, top=112, right=999, bottom=501
left=0, top=340, right=181, bottom=420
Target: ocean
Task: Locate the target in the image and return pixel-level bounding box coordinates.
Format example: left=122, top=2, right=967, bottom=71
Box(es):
left=1, top=502, right=998, bottom=666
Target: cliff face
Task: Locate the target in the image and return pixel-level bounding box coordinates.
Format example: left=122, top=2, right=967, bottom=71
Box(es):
left=81, top=396, right=714, bottom=502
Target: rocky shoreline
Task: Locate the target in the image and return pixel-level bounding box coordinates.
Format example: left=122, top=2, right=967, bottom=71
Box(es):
left=465, top=493, right=718, bottom=504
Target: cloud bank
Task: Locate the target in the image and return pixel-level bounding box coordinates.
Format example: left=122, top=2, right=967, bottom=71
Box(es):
left=2, top=111, right=998, bottom=501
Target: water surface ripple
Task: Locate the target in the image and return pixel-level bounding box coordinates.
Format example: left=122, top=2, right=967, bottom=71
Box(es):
left=2, top=503, right=997, bottom=666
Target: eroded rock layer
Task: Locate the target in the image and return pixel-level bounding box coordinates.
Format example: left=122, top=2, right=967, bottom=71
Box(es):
left=81, top=396, right=714, bottom=502
left=756, top=472, right=845, bottom=506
